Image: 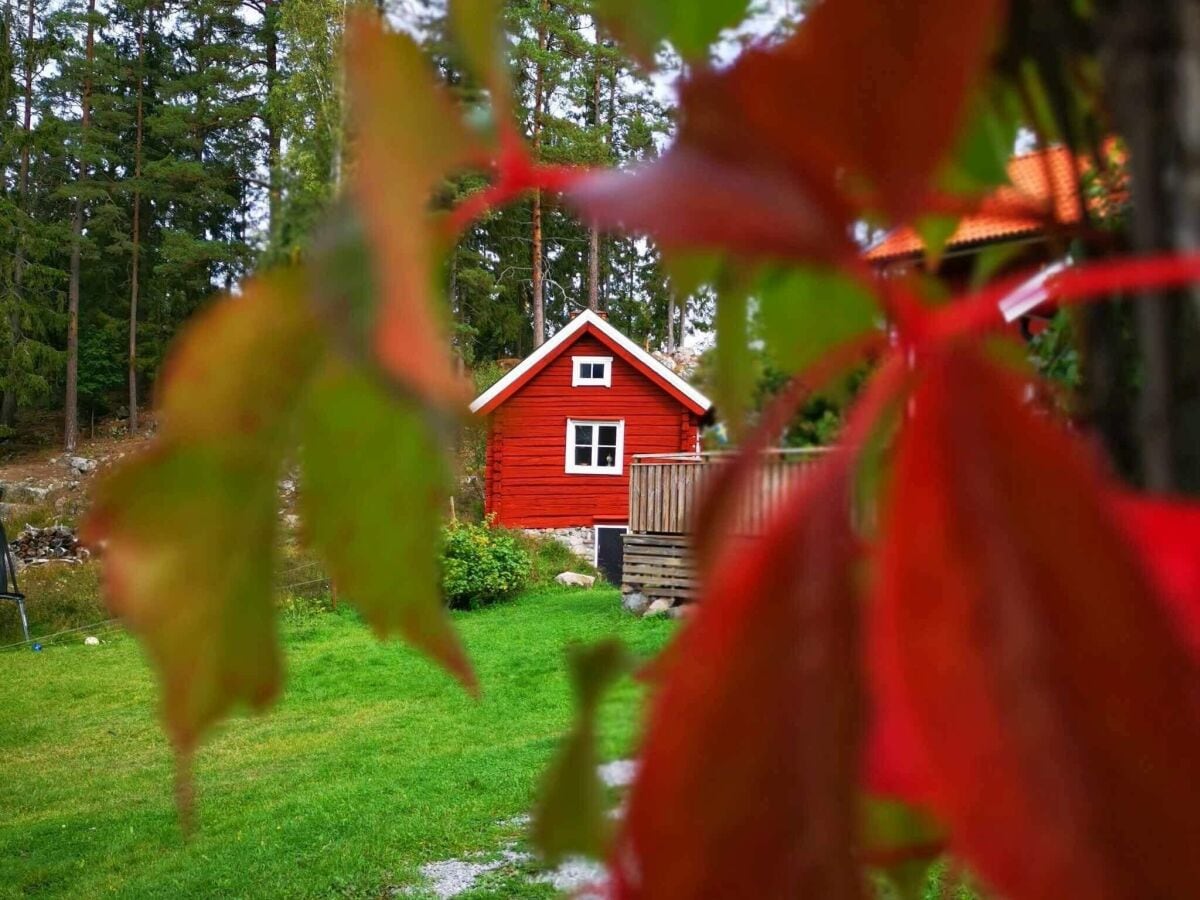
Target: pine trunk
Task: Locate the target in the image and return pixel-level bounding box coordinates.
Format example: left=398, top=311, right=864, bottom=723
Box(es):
left=666, top=296, right=677, bottom=352
left=4, top=0, right=34, bottom=429
left=65, top=0, right=96, bottom=452
left=586, top=34, right=602, bottom=312
left=530, top=0, right=547, bottom=347
left=265, top=0, right=281, bottom=247
left=129, top=7, right=146, bottom=435
left=1098, top=0, right=1200, bottom=492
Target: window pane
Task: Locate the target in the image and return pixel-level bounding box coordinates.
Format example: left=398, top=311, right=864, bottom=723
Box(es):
left=579, top=363, right=591, bottom=379
left=598, top=425, right=618, bottom=446
left=574, top=424, right=593, bottom=446
left=575, top=446, right=592, bottom=466
left=598, top=447, right=617, bottom=467
left=593, top=363, right=606, bottom=380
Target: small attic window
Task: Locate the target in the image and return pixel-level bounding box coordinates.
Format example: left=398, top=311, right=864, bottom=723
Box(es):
left=572, top=356, right=612, bottom=387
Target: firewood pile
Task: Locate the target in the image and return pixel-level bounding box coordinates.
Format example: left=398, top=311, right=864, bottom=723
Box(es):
left=9, top=524, right=88, bottom=565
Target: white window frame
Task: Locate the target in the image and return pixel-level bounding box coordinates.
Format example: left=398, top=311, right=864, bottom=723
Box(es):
left=565, top=419, right=625, bottom=475
left=572, top=355, right=613, bottom=387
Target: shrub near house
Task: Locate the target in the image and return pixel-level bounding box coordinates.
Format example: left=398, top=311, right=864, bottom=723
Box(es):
left=441, top=519, right=531, bottom=610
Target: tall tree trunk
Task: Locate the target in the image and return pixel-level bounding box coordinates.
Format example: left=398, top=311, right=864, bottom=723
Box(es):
left=666, top=295, right=677, bottom=352
left=4, top=0, right=34, bottom=429
left=1098, top=0, right=1200, bottom=492
left=530, top=0, right=547, bottom=346
left=65, top=0, right=96, bottom=452
left=586, top=31, right=602, bottom=312
left=264, top=0, right=281, bottom=248
left=129, top=5, right=146, bottom=435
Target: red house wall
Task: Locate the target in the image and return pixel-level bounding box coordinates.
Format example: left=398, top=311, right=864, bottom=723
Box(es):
left=485, top=333, right=700, bottom=528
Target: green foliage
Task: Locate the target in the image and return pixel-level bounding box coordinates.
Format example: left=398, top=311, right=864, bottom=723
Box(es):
left=441, top=518, right=531, bottom=610
left=275, top=589, right=337, bottom=624
left=523, top=531, right=597, bottom=585
left=1029, top=310, right=1081, bottom=389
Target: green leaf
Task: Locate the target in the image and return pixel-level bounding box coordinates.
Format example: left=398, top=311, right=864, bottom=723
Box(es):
left=758, top=265, right=879, bottom=374
left=864, top=798, right=944, bottom=900
left=915, top=215, right=960, bottom=271
left=662, top=250, right=721, bottom=301
left=714, top=281, right=755, bottom=441
left=532, top=639, right=631, bottom=864
left=84, top=273, right=325, bottom=758
left=450, top=0, right=510, bottom=120
left=940, top=97, right=1016, bottom=195
left=970, top=241, right=1028, bottom=290
left=298, top=360, right=476, bottom=691
left=595, top=0, right=751, bottom=62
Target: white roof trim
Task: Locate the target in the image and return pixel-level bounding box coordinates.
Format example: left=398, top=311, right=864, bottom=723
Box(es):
left=469, top=309, right=712, bottom=414
left=998, top=258, right=1072, bottom=323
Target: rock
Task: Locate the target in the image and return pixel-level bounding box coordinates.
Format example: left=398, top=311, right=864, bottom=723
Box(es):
left=644, top=598, right=673, bottom=617
left=10, top=524, right=83, bottom=563
left=84, top=636, right=100, bottom=646
left=67, top=456, right=97, bottom=474
left=555, top=571, right=595, bottom=588
left=0, top=482, right=50, bottom=505
left=667, top=603, right=695, bottom=621
left=597, top=759, right=638, bottom=788
left=621, top=591, right=650, bottom=616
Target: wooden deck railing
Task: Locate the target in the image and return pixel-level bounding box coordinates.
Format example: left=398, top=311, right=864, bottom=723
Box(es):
left=627, top=448, right=827, bottom=535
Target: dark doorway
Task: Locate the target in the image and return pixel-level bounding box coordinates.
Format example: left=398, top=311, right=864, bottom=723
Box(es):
left=595, top=525, right=627, bottom=586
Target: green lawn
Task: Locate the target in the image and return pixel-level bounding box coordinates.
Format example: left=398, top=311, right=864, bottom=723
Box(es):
left=0, top=585, right=673, bottom=898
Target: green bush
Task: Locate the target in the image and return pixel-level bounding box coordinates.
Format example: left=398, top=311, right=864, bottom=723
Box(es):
left=441, top=518, right=531, bottom=610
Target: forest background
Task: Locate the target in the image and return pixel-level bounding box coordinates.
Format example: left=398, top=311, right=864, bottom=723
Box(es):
left=4, top=0, right=805, bottom=453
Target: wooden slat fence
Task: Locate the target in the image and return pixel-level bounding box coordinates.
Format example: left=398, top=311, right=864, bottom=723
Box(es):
left=627, top=449, right=826, bottom=536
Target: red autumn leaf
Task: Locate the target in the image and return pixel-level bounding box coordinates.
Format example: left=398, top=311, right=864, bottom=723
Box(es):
left=872, top=346, right=1200, bottom=900
left=611, top=454, right=863, bottom=899
left=572, top=0, right=1005, bottom=259
left=1113, top=493, right=1200, bottom=661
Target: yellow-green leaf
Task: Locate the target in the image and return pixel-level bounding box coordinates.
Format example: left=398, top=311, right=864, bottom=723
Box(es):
left=84, top=274, right=325, bottom=757
left=298, top=361, right=475, bottom=691
left=532, top=640, right=631, bottom=864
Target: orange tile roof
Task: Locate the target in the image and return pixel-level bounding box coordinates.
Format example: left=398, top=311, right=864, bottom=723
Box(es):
left=864, top=145, right=1122, bottom=264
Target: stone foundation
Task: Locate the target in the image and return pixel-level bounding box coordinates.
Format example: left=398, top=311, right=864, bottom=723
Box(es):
left=522, top=527, right=595, bottom=563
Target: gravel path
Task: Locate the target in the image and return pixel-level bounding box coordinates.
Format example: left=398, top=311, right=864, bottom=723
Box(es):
left=403, top=759, right=634, bottom=898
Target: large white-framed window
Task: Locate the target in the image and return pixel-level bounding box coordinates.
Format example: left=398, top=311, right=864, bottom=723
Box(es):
left=566, top=419, right=624, bottom=475
left=572, top=356, right=613, bottom=387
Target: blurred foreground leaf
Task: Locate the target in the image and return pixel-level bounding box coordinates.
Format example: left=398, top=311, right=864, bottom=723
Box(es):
left=85, top=273, right=323, bottom=756
left=298, top=362, right=475, bottom=690
left=532, top=639, right=630, bottom=864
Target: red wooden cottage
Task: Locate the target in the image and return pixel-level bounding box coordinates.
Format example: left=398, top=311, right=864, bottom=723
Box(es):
left=470, top=310, right=712, bottom=571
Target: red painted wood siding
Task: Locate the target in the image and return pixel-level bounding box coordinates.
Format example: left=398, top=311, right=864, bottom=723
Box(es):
left=485, top=333, right=700, bottom=528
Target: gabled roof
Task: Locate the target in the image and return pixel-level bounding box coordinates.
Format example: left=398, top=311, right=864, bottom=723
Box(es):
left=865, top=144, right=1125, bottom=264
left=469, top=309, right=712, bottom=416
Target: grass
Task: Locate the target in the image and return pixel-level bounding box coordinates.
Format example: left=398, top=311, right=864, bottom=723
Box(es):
left=0, top=584, right=673, bottom=898
left=0, top=564, right=107, bottom=645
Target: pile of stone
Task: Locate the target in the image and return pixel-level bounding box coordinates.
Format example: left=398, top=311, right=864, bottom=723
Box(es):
left=9, top=524, right=88, bottom=565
